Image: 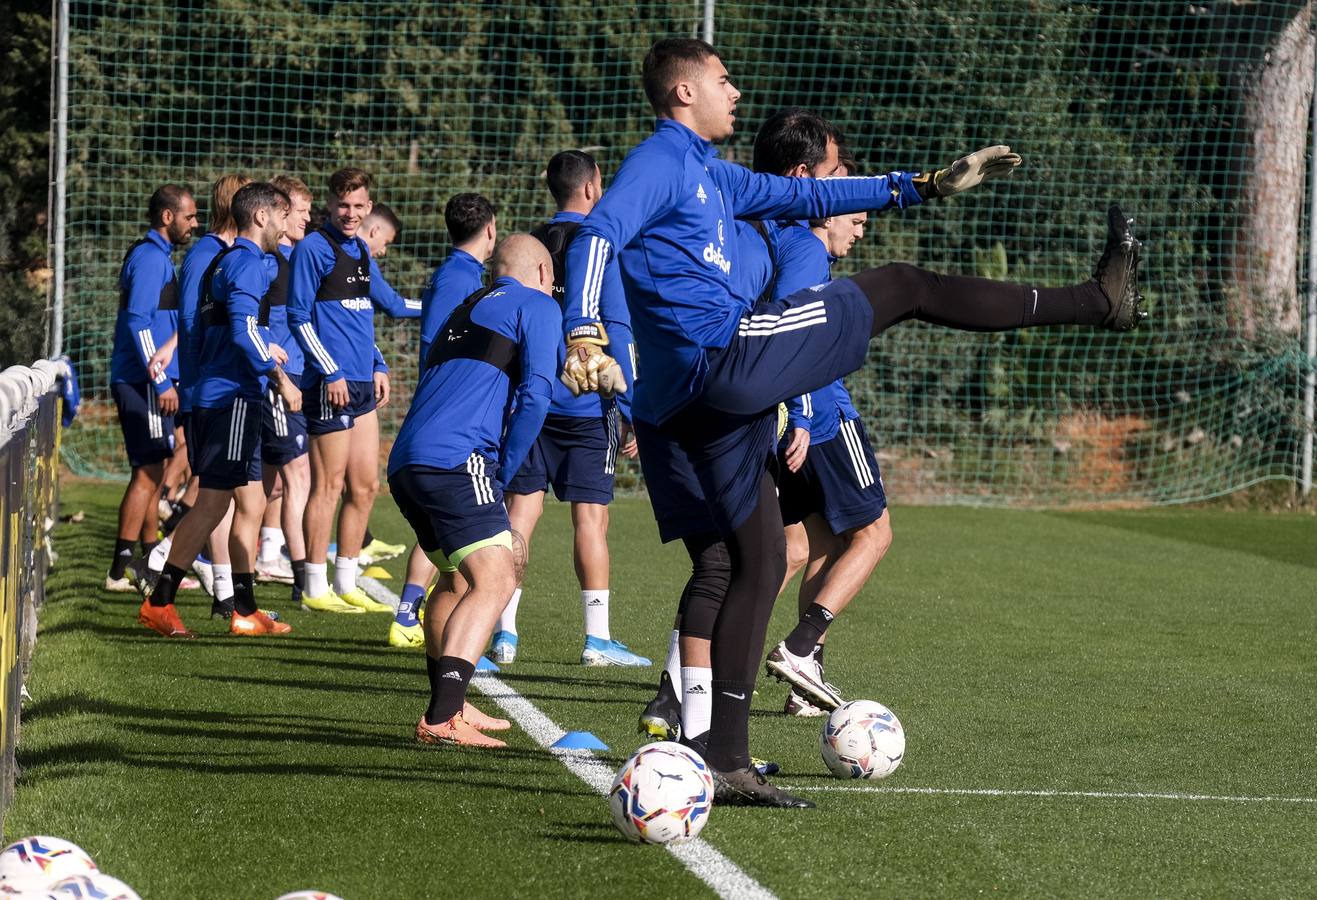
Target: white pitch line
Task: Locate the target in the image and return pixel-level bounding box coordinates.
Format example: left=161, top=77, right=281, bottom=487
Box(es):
left=782, top=785, right=1317, bottom=805
left=365, top=576, right=776, bottom=900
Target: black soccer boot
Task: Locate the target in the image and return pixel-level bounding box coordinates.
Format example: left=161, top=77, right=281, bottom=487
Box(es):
left=711, top=767, right=815, bottom=809
left=210, top=597, right=235, bottom=620
left=638, top=670, right=682, bottom=742
left=1094, top=203, right=1147, bottom=332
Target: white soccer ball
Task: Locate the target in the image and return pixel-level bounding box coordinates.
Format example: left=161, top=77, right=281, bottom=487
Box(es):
left=46, top=873, right=140, bottom=899
left=820, top=699, right=906, bottom=779
left=275, top=893, right=345, bottom=900
left=609, top=741, right=714, bottom=845
left=0, top=837, right=96, bottom=891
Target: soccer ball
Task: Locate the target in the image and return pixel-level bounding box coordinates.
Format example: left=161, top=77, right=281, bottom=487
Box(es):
left=609, top=741, right=713, bottom=845
left=0, top=837, right=96, bottom=891
left=46, top=873, right=140, bottom=899
left=820, top=699, right=905, bottom=779
left=275, top=893, right=345, bottom=900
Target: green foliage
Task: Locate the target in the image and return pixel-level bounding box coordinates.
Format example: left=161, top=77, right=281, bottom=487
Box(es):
left=0, top=3, right=51, bottom=365
left=54, top=0, right=1312, bottom=503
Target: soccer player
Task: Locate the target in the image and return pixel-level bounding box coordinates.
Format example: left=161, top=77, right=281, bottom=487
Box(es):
left=769, top=207, right=889, bottom=716
left=388, top=234, right=562, bottom=747
left=289, top=168, right=421, bottom=614
left=253, top=174, right=315, bottom=602
left=563, top=39, right=1144, bottom=807
left=106, top=184, right=196, bottom=591
left=139, top=182, right=301, bottom=638
left=389, top=193, right=496, bottom=649
left=498, top=150, right=646, bottom=667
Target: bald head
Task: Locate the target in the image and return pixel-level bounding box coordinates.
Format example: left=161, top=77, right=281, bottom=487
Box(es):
left=491, top=233, right=554, bottom=294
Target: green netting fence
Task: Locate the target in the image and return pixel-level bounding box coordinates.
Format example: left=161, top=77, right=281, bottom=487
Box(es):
left=53, top=0, right=1317, bottom=506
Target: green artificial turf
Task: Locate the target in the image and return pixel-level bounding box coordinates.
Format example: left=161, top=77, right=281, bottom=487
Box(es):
left=6, top=481, right=1316, bottom=898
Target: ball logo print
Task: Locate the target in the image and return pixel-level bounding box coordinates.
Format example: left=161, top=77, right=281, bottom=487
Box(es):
left=47, top=872, right=141, bottom=899
left=609, top=742, right=713, bottom=844
left=820, top=700, right=906, bottom=780
left=0, top=837, right=97, bottom=891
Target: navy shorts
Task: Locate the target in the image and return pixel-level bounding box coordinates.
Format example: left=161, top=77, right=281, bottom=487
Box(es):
left=388, top=457, right=509, bottom=562
left=190, top=398, right=262, bottom=490
left=506, top=410, right=618, bottom=504
left=261, top=386, right=309, bottom=466
left=779, top=416, right=887, bottom=534
left=303, top=376, right=376, bottom=435
left=112, top=381, right=175, bottom=468
left=661, top=279, right=874, bottom=536
left=634, top=417, right=716, bottom=543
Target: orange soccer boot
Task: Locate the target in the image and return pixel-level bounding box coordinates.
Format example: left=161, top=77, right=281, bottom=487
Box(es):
left=415, top=713, right=507, bottom=749
left=229, top=610, right=293, bottom=636
left=462, top=701, right=511, bottom=732
left=137, top=600, right=197, bottom=639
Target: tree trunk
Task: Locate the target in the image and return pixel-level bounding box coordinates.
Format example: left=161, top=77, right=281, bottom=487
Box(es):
left=1231, top=1, right=1314, bottom=338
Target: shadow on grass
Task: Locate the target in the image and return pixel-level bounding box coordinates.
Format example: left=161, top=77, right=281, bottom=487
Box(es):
left=541, top=822, right=628, bottom=844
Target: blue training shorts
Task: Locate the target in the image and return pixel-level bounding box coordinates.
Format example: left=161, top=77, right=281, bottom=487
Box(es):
left=261, top=385, right=309, bottom=466
left=302, top=376, right=376, bottom=435
left=388, top=457, right=510, bottom=565
left=190, top=398, right=262, bottom=490
left=112, top=381, right=176, bottom=468
left=506, top=409, right=619, bottom=505
left=778, top=415, right=887, bottom=534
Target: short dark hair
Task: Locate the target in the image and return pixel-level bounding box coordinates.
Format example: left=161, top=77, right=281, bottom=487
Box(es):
left=444, top=193, right=495, bottom=245
left=836, top=145, right=859, bottom=176
left=367, top=202, right=403, bottom=235
left=148, top=184, right=192, bottom=226
left=546, top=151, right=598, bottom=207
left=642, top=38, right=718, bottom=112
left=231, top=182, right=290, bottom=230
left=752, top=108, right=841, bottom=176
left=328, top=167, right=372, bottom=198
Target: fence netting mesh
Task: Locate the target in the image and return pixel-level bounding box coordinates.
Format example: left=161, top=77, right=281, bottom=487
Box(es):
left=58, top=0, right=1315, bottom=505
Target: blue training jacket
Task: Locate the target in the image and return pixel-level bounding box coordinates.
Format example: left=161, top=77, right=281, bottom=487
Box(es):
left=177, top=233, right=228, bottom=412
left=774, top=223, right=859, bottom=444
left=289, top=223, right=421, bottom=384
left=544, top=211, right=635, bottom=421
left=110, top=229, right=179, bottom=387
left=193, top=237, right=278, bottom=408
left=562, top=118, right=924, bottom=424
left=263, top=242, right=303, bottom=378
left=389, top=276, right=565, bottom=485
left=419, top=247, right=486, bottom=372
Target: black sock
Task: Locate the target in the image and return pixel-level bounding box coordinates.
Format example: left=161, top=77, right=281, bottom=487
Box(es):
left=426, top=654, right=441, bottom=697
left=784, top=603, right=835, bottom=657
left=149, top=563, right=187, bottom=607
left=162, top=502, right=190, bottom=535
left=141, top=539, right=159, bottom=560
left=425, top=656, right=474, bottom=726
left=362, top=527, right=374, bottom=546
left=110, top=539, right=135, bottom=579
left=290, top=559, right=306, bottom=591
left=705, top=680, right=754, bottom=771
left=232, top=573, right=257, bottom=616
left=814, top=643, right=826, bottom=669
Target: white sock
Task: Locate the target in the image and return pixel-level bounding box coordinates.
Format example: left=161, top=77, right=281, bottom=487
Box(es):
left=498, top=588, right=522, bottom=635
left=212, top=564, right=234, bottom=603
left=582, top=589, right=610, bottom=640
left=306, top=562, right=329, bottom=598
left=258, top=526, right=284, bottom=562
left=664, top=629, right=682, bottom=690
left=148, top=536, right=172, bottom=574
left=333, top=556, right=358, bottom=595
left=680, top=666, right=712, bottom=740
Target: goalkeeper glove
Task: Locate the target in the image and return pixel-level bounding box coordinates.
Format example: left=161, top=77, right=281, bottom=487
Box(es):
left=914, top=145, right=1021, bottom=199
left=560, top=322, right=628, bottom=398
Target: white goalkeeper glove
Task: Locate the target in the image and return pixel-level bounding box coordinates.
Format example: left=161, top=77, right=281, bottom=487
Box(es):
left=559, top=322, right=628, bottom=398
left=915, top=145, right=1022, bottom=199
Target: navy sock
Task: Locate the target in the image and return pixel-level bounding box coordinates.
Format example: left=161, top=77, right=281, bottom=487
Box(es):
left=396, top=583, right=425, bottom=627
left=149, top=563, right=187, bottom=608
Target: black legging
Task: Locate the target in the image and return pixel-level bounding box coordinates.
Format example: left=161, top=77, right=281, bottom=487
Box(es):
left=851, top=262, right=1108, bottom=336
left=677, top=533, right=731, bottom=641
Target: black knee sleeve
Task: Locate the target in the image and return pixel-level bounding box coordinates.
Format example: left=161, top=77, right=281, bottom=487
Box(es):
left=677, top=532, right=730, bottom=641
